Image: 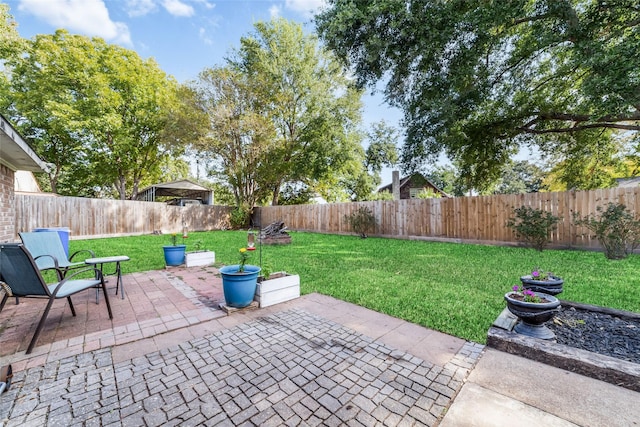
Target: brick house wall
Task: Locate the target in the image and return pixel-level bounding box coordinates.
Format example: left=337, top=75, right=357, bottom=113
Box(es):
left=0, top=163, right=15, bottom=242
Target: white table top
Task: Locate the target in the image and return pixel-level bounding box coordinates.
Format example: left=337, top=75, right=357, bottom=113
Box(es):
left=85, top=256, right=130, bottom=264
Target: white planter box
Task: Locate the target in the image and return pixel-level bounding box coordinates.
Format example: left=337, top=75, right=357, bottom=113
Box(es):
left=185, top=251, right=215, bottom=267
left=255, top=272, right=300, bottom=307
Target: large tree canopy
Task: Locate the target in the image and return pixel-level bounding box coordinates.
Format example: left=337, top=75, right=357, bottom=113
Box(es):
left=316, top=0, right=640, bottom=189
left=3, top=29, right=194, bottom=199
left=194, top=18, right=364, bottom=207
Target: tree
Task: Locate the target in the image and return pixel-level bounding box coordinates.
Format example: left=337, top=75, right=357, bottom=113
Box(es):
left=344, top=120, right=399, bottom=201
left=192, top=66, right=276, bottom=210
left=0, top=3, right=25, bottom=111
left=425, top=165, right=460, bottom=196
left=494, top=160, right=547, bottom=194
left=5, top=29, right=193, bottom=199
left=364, top=121, right=399, bottom=175
left=277, top=184, right=318, bottom=205
left=542, top=129, right=624, bottom=191
left=229, top=18, right=364, bottom=206
left=316, top=1, right=640, bottom=191
left=6, top=30, right=97, bottom=194
left=83, top=48, right=196, bottom=200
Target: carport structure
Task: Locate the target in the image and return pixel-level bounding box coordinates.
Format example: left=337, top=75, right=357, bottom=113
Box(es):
left=136, top=179, right=213, bottom=205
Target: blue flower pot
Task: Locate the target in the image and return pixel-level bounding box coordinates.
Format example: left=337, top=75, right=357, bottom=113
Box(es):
left=163, top=245, right=186, bottom=266
left=220, top=264, right=261, bottom=308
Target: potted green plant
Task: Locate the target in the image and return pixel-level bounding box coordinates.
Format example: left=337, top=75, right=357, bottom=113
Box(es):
left=519, top=267, right=564, bottom=295
left=185, top=239, right=215, bottom=267
left=505, top=284, right=560, bottom=340
left=163, top=233, right=186, bottom=266
left=219, top=248, right=261, bottom=308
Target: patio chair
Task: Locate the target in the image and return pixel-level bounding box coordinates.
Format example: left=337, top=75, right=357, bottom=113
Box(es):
left=19, top=231, right=95, bottom=279
left=0, top=243, right=112, bottom=354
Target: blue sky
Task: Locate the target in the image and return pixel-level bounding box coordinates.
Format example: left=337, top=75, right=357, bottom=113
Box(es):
left=6, top=0, right=325, bottom=82
left=5, top=0, right=403, bottom=185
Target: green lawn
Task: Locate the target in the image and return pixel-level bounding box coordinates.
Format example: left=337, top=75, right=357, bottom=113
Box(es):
left=70, top=231, right=640, bottom=344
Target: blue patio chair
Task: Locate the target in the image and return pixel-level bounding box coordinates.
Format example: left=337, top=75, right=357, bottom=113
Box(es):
left=19, top=231, right=95, bottom=278
left=0, top=243, right=113, bottom=354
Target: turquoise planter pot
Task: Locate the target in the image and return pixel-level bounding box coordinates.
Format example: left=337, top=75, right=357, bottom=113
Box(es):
left=220, top=264, right=261, bottom=308
left=163, top=245, right=186, bottom=266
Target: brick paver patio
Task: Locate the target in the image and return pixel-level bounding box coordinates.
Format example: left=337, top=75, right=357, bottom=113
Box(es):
left=0, top=266, right=483, bottom=426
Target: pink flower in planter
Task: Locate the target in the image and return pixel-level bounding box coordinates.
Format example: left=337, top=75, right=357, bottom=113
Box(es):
left=530, top=267, right=553, bottom=281
left=509, top=284, right=544, bottom=303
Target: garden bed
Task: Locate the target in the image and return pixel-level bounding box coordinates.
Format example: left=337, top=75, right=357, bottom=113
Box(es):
left=487, top=300, right=640, bottom=392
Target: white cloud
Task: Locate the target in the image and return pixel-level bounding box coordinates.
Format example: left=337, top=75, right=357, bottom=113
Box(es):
left=18, top=0, right=132, bottom=45
left=199, top=27, right=213, bottom=45
left=285, top=0, right=326, bottom=17
left=127, top=0, right=209, bottom=17
left=126, top=0, right=157, bottom=17
left=269, top=5, right=281, bottom=19
left=161, top=0, right=194, bottom=17
left=193, top=0, right=215, bottom=10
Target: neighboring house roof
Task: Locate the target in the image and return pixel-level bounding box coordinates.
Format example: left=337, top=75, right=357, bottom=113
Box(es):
left=615, top=177, right=640, bottom=188
left=378, top=173, right=450, bottom=197
left=0, top=114, right=50, bottom=172
left=136, top=179, right=213, bottom=203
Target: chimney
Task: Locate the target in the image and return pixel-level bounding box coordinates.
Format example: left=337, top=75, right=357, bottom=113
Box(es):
left=392, top=170, right=400, bottom=200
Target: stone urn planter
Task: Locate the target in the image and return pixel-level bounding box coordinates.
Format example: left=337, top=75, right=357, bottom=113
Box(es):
left=505, top=291, right=561, bottom=340
left=520, top=274, right=564, bottom=296
left=220, top=264, right=261, bottom=308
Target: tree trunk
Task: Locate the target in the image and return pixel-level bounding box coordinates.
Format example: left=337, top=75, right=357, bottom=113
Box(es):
left=271, top=181, right=282, bottom=206
left=130, top=180, right=140, bottom=200
left=116, top=175, right=127, bottom=200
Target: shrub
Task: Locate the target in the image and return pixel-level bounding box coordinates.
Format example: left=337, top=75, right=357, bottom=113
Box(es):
left=573, top=203, right=640, bottom=260
left=416, top=189, right=442, bottom=199
left=506, top=206, right=560, bottom=251
left=367, top=190, right=394, bottom=201
left=229, top=205, right=251, bottom=229
left=344, top=206, right=377, bottom=238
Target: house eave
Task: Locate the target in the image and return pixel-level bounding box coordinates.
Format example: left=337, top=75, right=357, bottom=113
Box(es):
left=0, top=114, right=49, bottom=172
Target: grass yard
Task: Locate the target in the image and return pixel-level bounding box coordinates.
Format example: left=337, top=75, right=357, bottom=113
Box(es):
left=70, top=231, right=640, bottom=344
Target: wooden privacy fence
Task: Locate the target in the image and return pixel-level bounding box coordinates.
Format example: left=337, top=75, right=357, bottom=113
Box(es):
left=14, top=187, right=640, bottom=248
left=256, top=187, right=640, bottom=250
left=15, top=194, right=233, bottom=240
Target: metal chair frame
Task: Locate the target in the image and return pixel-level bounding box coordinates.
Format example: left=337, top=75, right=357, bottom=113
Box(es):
left=19, top=231, right=95, bottom=279
left=0, top=243, right=112, bottom=354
